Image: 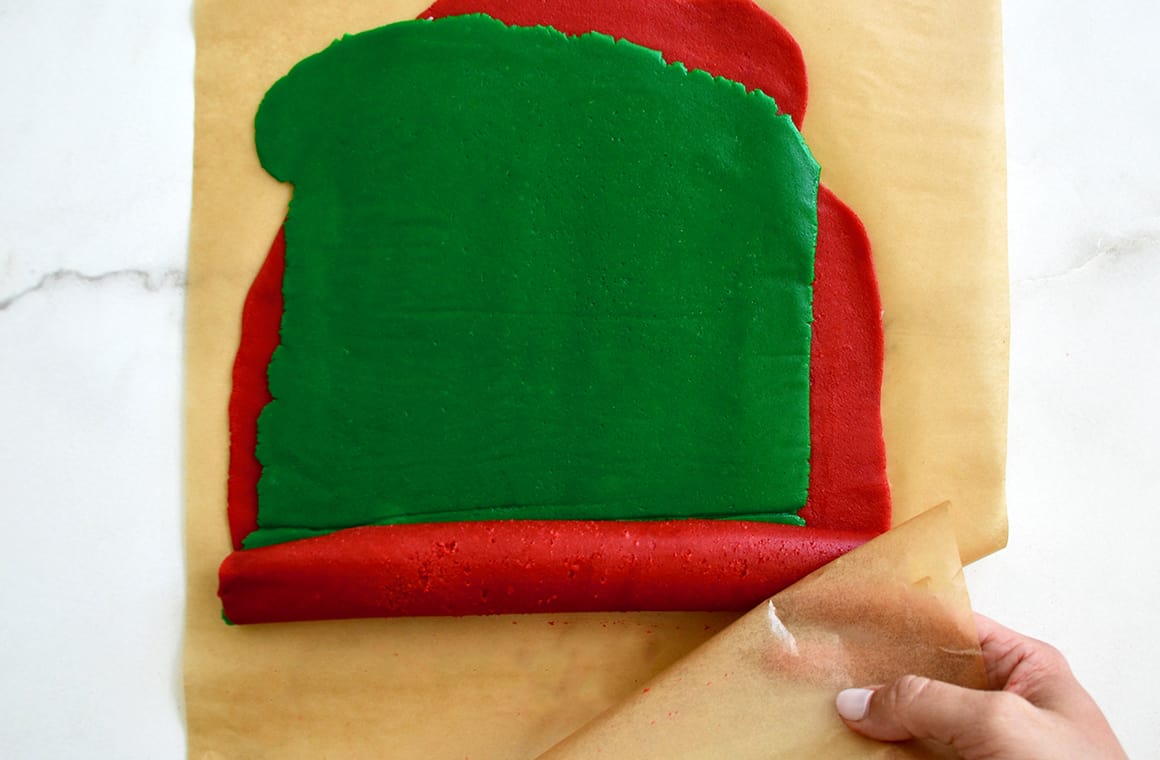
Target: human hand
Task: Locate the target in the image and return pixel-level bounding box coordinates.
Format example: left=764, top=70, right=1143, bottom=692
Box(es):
left=834, top=614, right=1127, bottom=759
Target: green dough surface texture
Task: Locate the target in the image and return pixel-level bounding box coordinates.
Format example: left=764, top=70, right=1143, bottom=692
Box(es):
left=251, top=15, right=819, bottom=545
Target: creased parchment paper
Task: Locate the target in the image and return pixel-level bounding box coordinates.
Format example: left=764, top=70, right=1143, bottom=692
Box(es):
left=184, top=1, right=1007, bottom=756
left=541, top=505, right=987, bottom=759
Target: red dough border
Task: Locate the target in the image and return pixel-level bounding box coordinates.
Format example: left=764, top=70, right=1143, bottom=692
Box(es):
left=219, top=0, right=889, bottom=622
left=227, top=227, right=284, bottom=551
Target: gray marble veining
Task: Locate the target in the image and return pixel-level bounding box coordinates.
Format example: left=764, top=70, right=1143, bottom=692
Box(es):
left=0, top=267, right=186, bottom=312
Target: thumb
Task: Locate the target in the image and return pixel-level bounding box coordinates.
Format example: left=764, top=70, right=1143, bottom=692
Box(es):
left=836, top=675, right=1015, bottom=748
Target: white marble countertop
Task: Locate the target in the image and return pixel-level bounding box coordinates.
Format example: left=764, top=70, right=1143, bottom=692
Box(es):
left=1, top=2, right=1157, bottom=757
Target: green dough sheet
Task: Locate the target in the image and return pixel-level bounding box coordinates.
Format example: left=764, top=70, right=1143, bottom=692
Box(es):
left=250, top=15, right=819, bottom=547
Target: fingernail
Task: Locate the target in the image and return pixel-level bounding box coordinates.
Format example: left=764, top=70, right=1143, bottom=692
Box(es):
left=836, top=688, right=874, bottom=721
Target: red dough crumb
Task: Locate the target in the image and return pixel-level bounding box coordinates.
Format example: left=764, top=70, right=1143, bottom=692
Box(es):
left=219, top=0, right=890, bottom=621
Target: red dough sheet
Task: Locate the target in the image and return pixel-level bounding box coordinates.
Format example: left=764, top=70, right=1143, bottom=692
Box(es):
left=219, top=0, right=890, bottom=623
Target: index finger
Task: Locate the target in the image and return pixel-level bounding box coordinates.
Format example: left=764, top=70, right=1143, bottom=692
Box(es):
left=973, top=613, right=1036, bottom=689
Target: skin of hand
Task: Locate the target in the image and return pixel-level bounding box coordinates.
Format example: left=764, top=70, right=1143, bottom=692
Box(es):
left=834, top=614, right=1128, bottom=759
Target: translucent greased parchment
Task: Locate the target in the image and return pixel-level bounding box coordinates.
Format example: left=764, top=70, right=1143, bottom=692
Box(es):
left=540, top=505, right=987, bottom=759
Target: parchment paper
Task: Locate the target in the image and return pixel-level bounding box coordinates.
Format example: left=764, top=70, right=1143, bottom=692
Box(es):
left=184, top=1, right=1008, bottom=756
left=772, top=2, right=1009, bottom=564
left=539, top=505, right=987, bottom=759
